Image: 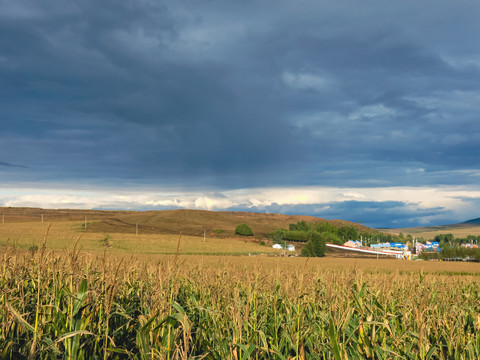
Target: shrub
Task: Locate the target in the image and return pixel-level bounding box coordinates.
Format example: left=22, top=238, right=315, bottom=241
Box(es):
left=28, top=245, right=38, bottom=256
left=301, top=241, right=315, bottom=257
left=100, top=235, right=111, bottom=247
left=269, top=228, right=286, bottom=243
left=419, top=252, right=440, bottom=260
left=319, top=232, right=343, bottom=245
left=284, top=230, right=311, bottom=242
left=235, top=224, right=253, bottom=236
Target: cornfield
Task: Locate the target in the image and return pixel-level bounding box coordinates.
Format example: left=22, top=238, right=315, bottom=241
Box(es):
left=1, top=238, right=480, bottom=359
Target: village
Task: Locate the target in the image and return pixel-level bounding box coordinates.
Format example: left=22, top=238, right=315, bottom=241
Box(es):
left=275, top=238, right=480, bottom=261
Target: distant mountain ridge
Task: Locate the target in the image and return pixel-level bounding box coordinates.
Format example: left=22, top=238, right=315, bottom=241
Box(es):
left=381, top=216, right=480, bottom=240
left=462, top=217, right=480, bottom=225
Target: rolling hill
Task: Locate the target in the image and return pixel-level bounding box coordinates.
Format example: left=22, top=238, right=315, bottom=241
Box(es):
left=381, top=217, right=480, bottom=239
left=462, top=217, right=480, bottom=225
left=0, top=207, right=374, bottom=238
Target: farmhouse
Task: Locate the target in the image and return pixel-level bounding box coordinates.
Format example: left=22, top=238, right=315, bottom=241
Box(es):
left=343, top=240, right=362, bottom=248
left=272, top=244, right=295, bottom=251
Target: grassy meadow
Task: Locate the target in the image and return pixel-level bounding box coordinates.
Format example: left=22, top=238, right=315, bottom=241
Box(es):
left=1, top=219, right=480, bottom=359
left=0, top=221, right=281, bottom=256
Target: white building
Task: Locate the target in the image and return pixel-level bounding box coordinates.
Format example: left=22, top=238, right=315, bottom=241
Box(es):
left=272, top=244, right=295, bottom=251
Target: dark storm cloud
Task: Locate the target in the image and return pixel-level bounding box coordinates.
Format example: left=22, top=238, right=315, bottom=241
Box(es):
left=1, top=0, right=480, bottom=192
left=229, top=200, right=453, bottom=229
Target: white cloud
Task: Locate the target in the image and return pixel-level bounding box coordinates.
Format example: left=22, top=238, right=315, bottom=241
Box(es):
left=2, top=182, right=480, bottom=227
left=341, top=192, right=366, bottom=200
left=349, top=104, right=396, bottom=121
left=193, top=196, right=234, bottom=210
left=145, top=199, right=184, bottom=207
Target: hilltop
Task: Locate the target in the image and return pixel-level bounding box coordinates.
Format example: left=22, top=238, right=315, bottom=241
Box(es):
left=463, top=217, right=480, bottom=225
left=380, top=216, right=480, bottom=240
left=0, top=207, right=373, bottom=238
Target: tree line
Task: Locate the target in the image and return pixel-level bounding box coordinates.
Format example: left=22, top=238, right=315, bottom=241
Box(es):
left=419, top=233, right=480, bottom=261
left=267, top=220, right=364, bottom=257
left=433, top=233, right=480, bottom=245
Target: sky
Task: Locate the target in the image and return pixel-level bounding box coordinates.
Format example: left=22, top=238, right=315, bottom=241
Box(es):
left=1, top=0, right=480, bottom=228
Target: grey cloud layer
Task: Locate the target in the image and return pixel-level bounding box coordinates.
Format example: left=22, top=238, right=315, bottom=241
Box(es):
left=228, top=201, right=452, bottom=229
left=1, top=1, right=480, bottom=198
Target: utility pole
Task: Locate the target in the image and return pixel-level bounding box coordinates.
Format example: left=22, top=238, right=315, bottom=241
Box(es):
left=41, top=214, right=44, bottom=223
left=136, top=223, right=138, bottom=235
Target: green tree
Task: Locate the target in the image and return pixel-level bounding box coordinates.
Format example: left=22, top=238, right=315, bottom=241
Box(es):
left=301, top=241, right=315, bottom=257
left=271, top=228, right=286, bottom=243
left=301, top=232, right=326, bottom=257
left=316, top=222, right=338, bottom=235
left=289, top=220, right=312, bottom=232
left=320, top=232, right=342, bottom=245
left=338, top=225, right=358, bottom=241
left=235, top=224, right=253, bottom=236
left=311, top=232, right=326, bottom=256
left=434, top=233, right=454, bottom=244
